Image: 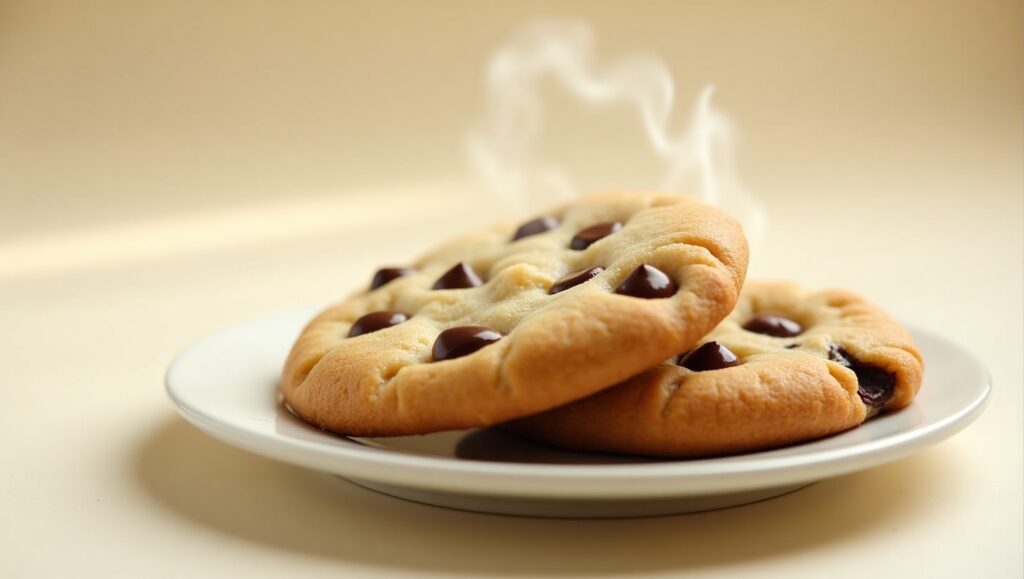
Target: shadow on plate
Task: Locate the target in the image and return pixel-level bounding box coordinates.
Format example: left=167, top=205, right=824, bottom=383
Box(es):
left=352, top=425, right=662, bottom=464
left=134, top=417, right=956, bottom=576
left=454, top=427, right=675, bottom=463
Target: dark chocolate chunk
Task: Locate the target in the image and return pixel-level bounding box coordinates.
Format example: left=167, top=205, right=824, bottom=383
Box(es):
left=614, top=264, right=678, bottom=299
left=743, top=313, right=803, bottom=337
left=678, top=341, right=740, bottom=371
left=570, top=221, right=622, bottom=250
left=432, top=262, right=484, bottom=290
left=432, top=326, right=503, bottom=361
left=348, top=311, right=408, bottom=337
left=549, top=266, right=604, bottom=295
left=370, top=267, right=416, bottom=290
left=828, top=345, right=896, bottom=407
left=513, top=216, right=559, bottom=240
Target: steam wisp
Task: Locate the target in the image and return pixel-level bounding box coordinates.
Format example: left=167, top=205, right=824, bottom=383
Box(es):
left=467, top=20, right=763, bottom=241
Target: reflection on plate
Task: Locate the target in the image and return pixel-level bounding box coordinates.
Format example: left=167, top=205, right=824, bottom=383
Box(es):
left=166, top=307, right=989, bottom=518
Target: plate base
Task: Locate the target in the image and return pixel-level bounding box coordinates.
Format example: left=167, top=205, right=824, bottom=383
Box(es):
left=346, top=478, right=814, bottom=518
left=167, top=308, right=990, bottom=517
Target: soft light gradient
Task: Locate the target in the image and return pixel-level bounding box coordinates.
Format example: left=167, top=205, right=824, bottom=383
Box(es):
left=1, top=1, right=1021, bottom=578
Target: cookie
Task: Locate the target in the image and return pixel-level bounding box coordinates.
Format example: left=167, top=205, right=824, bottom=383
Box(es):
left=504, top=281, right=924, bottom=456
left=280, top=192, right=749, bottom=436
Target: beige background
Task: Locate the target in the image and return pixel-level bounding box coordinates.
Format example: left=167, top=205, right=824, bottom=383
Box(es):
left=1, top=1, right=1021, bottom=577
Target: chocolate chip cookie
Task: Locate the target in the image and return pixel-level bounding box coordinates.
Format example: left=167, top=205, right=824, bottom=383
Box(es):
left=504, top=281, right=924, bottom=456
left=280, top=192, right=749, bottom=436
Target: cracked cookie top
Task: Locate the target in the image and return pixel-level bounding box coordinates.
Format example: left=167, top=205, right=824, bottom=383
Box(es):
left=280, top=191, right=749, bottom=436
left=505, top=281, right=924, bottom=456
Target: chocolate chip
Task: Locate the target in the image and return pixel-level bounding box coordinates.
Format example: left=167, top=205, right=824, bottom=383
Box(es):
left=370, top=267, right=416, bottom=290
left=784, top=343, right=801, bottom=350
left=432, top=262, right=484, bottom=290
left=677, top=341, right=740, bottom=371
left=614, top=264, right=678, bottom=299
left=348, top=311, right=408, bottom=337
left=570, top=221, right=622, bottom=250
left=513, top=216, right=559, bottom=241
left=432, top=326, right=502, bottom=361
left=828, top=345, right=896, bottom=407
left=549, top=266, right=604, bottom=295
left=743, top=314, right=803, bottom=337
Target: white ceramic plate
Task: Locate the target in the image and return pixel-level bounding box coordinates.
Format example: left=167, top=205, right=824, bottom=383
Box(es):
left=166, top=307, right=990, bottom=518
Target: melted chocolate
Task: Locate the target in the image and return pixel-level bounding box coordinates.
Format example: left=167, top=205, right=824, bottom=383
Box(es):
left=549, top=266, right=604, bottom=295
left=432, top=262, right=484, bottom=290
left=570, top=222, right=622, bottom=250
left=513, top=216, right=559, bottom=240
left=828, top=345, right=896, bottom=407
left=743, top=314, right=803, bottom=337
left=432, top=326, right=503, bottom=361
left=348, top=311, right=408, bottom=337
left=614, top=264, right=678, bottom=299
left=678, top=341, right=740, bottom=371
left=370, top=267, right=416, bottom=290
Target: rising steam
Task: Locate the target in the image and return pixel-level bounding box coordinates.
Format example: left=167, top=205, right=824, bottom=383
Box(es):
left=467, top=20, right=763, bottom=242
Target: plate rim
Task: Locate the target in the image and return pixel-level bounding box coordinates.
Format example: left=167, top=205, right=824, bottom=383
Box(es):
left=166, top=308, right=991, bottom=499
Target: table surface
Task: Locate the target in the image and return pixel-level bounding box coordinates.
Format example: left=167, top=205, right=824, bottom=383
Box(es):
left=2, top=1, right=1021, bottom=577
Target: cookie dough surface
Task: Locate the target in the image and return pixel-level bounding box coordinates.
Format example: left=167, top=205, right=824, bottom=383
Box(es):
left=505, top=281, right=924, bottom=456
left=281, top=192, right=749, bottom=436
